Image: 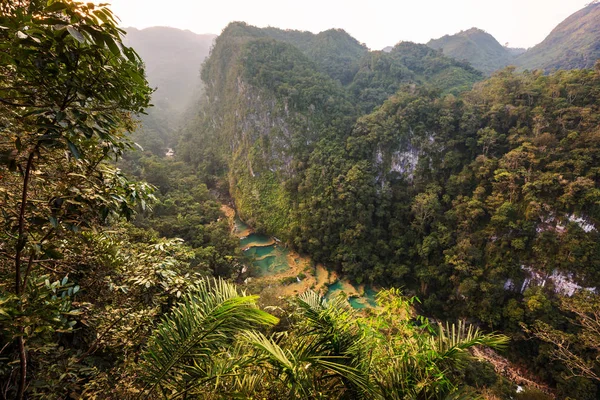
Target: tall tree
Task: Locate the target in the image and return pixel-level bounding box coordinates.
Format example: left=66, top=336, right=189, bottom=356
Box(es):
left=0, top=1, right=152, bottom=397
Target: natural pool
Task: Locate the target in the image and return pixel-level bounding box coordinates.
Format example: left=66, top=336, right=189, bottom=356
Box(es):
left=234, top=215, right=378, bottom=308
left=325, top=281, right=379, bottom=309
left=239, top=229, right=291, bottom=276
left=241, top=233, right=274, bottom=248
left=245, top=244, right=291, bottom=277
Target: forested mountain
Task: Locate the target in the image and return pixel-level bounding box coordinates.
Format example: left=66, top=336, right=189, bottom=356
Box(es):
left=350, top=42, right=482, bottom=112
left=427, top=3, right=600, bottom=75
left=123, top=27, right=216, bottom=154
left=262, top=26, right=369, bottom=85
left=181, top=20, right=600, bottom=397
left=123, top=27, right=215, bottom=113
left=181, top=21, right=482, bottom=233
left=3, top=1, right=600, bottom=398
left=427, top=28, right=516, bottom=75
left=516, top=1, right=600, bottom=71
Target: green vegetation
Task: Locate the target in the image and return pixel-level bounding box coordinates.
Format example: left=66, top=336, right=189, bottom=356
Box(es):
left=427, top=28, right=516, bottom=75
left=137, top=282, right=507, bottom=399
left=0, top=1, right=152, bottom=397
left=2, top=1, right=600, bottom=398
left=350, top=42, right=483, bottom=112
left=426, top=3, right=600, bottom=76
left=516, top=2, right=600, bottom=72
left=188, top=19, right=600, bottom=397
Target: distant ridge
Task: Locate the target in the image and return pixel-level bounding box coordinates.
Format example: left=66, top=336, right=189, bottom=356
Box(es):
left=123, top=27, right=216, bottom=113
left=515, top=2, right=600, bottom=71
left=426, top=3, right=600, bottom=75
left=427, top=28, right=517, bottom=75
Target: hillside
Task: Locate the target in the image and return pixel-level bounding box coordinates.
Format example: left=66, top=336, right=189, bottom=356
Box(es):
left=427, top=28, right=515, bottom=75
left=5, top=2, right=600, bottom=399
left=179, top=21, right=600, bottom=397
left=180, top=22, right=482, bottom=234
left=263, top=27, right=369, bottom=85
left=516, top=2, right=600, bottom=71
left=350, top=42, right=482, bottom=112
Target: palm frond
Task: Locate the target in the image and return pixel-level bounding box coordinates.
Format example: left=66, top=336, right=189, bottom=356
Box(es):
left=139, top=278, right=278, bottom=398
left=432, top=321, right=508, bottom=364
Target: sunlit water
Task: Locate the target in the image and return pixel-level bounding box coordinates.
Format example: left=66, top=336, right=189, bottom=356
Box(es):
left=235, top=215, right=378, bottom=308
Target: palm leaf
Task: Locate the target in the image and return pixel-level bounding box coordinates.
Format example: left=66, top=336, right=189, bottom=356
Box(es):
left=139, top=278, right=278, bottom=398
left=432, top=321, right=508, bottom=364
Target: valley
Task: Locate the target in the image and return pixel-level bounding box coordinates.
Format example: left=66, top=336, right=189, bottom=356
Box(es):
left=2, top=1, right=600, bottom=398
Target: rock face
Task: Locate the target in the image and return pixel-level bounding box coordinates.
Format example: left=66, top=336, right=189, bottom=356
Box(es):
left=515, top=2, right=600, bottom=71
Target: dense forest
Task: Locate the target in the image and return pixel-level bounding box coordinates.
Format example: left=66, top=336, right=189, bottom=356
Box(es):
left=183, top=20, right=600, bottom=399
left=1, top=1, right=600, bottom=399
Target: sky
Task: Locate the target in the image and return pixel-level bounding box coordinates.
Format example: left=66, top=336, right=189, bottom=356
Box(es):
left=99, top=0, right=591, bottom=50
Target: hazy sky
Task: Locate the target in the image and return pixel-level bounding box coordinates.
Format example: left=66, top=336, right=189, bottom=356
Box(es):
left=100, top=0, right=590, bottom=50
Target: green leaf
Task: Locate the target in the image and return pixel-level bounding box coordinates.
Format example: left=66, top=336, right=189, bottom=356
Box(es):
left=45, top=2, right=69, bottom=12
left=66, top=26, right=85, bottom=43
left=104, top=35, right=121, bottom=56
left=67, top=140, right=81, bottom=159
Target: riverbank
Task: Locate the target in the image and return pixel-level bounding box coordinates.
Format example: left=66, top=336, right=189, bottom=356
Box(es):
left=221, top=204, right=379, bottom=309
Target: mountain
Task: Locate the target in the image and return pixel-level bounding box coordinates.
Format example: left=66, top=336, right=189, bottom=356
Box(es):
left=516, top=2, right=600, bottom=71
left=262, top=27, right=369, bottom=85
left=180, top=23, right=600, bottom=395
left=350, top=42, right=482, bottom=112
left=180, top=21, right=482, bottom=259
left=124, top=27, right=216, bottom=113
left=427, top=28, right=515, bottom=75
left=122, top=27, right=216, bottom=154
left=506, top=47, right=526, bottom=57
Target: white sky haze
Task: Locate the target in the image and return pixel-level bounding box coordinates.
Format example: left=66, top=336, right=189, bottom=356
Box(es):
left=100, top=0, right=591, bottom=50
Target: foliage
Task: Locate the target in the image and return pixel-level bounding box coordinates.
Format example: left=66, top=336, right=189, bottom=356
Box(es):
left=189, top=22, right=600, bottom=395
left=530, top=292, right=600, bottom=382
left=138, top=284, right=508, bottom=399
left=139, top=278, right=278, bottom=398
left=0, top=0, right=153, bottom=397
left=427, top=28, right=516, bottom=75
left=515, top=2, right=600, bottom=71
left=123, top=155, right=241, bottom=278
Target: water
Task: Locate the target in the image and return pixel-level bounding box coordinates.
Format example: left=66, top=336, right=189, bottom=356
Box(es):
left=348, top=297, right=368, bottom=309
left=363, top=287, right=378, bottom=307
left=239, top=229, right=291, bottom=276
left=245, top=245, right=275, bottom=258
left=325, top=281, right=378, bottom=309
left=247, top=245, right=291, bottom=276
left=234, top=214, right=379, bottom=306
left=325, top=281, right=346, bottom=299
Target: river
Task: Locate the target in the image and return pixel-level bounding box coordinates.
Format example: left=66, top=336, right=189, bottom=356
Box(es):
left=221, top=205, right=379, bottom=309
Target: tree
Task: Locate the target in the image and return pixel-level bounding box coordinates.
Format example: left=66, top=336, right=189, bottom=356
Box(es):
left=139, top=278, right=278, bottom=398
left=0, top=1, right=152, bottom=397
left=531, top=292, right=600, bottom=382
left=140, top=286, right=508, bottom=399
